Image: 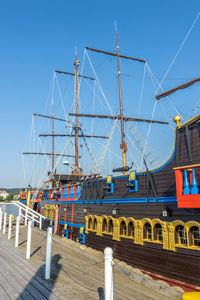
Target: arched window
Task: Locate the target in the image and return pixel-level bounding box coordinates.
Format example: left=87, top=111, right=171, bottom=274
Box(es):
left=93, top=218, right=97, bottom=231
left=175, top=225, right=187, bottom=246
left=108, top=219, right=113, bottom=233
left=144, top=222, right=152, bottom=240
left=154, top=223, right=163, bottom=242
left=190, top=226, right=200, bottom=247
left=128, top=221, right=134, bottom=238
left=120, top=221, right=127, bottom=236
left=88, top=217, right=93, bottom=230
left=102, top=218, right=107, bottom=232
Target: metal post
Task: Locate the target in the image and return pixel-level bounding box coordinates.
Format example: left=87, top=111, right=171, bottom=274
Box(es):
left=25, top=207, right=28, bottom=226
left=26, top=220, right=32, bottom=259
left=8, top=214, right=12, bottom=239
left=104, top=247, right=113, bottom=300
left=0, top=211, right=2, bottom=230
left=15, top=216, right=20, bottom=247
left=3, top=213, right=7, bottom=234
left=45, top=226, right=52, bottom=280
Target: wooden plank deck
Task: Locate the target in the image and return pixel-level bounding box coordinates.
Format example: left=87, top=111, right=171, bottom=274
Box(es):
left=0, top=226, right=173, bottom=299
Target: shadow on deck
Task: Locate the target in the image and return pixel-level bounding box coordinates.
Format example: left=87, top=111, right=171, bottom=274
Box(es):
left=16, top=254, right=62, bottom=299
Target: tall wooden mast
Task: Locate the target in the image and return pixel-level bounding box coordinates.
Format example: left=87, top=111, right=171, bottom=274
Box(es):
left=74, top=54, right=81, bottom=174
left=115, top=27, right=127, bottom=168
left=51, top=78, right=55, bottom=172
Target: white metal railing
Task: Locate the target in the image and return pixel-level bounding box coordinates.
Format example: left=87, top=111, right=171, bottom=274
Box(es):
left=11, top=201, right=46, bottom=229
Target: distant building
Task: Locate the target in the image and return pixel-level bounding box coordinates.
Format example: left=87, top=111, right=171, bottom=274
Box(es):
left=0, top=190, right=9, bottom=199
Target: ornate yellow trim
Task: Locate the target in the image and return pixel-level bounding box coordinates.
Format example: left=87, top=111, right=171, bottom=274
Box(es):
left=113, top=219, right=120, bottom=241
left=126, top=217, right=137, bottom=242
left=44, top=204, right=55, bottom=219
left=178, top=113, right=200, bottom=129
left=185, top=220, right=200, bottom=230
left=85, top=215, right=200, bottom=252
left=96, top=216, right=102, bottom=236
left=151, top=219, right=168, bottom=249
left=173, top=164, right=200, bottom=170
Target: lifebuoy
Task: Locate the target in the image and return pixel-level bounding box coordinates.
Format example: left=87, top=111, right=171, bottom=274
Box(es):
left=20, top=192, right=27, bottom=200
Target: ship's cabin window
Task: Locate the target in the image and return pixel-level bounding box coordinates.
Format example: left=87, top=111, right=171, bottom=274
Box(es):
left=154, top=223, right=163, bottom=242
left=175, top=225, right=187, bottom=246
left=93, top=218, right=97, bottom=231
left=127, top=221, right=134, bottom=238
left=102, top=218, right=107, bottom=232
left=190, top=226, right=200, bottom=247
left=88, top=217, right=93, bottom=230
left=120, top=221, right=127, bottom=236
left=108, top=219, right=113, bottom=234
left=143, top=222, right=152, bottom=240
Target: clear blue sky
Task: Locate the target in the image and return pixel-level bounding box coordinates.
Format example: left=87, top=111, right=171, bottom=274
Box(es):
left=0, top=0, right=200, bottom=188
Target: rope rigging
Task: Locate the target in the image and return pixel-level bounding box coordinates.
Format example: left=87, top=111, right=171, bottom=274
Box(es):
left=156, top=10, right=200, bottom=94
left=88, top=118, right=118, bottom=175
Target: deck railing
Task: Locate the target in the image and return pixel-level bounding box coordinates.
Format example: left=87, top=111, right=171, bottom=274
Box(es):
left=174, top=164, right=200, bottom=208
left=11, top=201, right=46, bottom=229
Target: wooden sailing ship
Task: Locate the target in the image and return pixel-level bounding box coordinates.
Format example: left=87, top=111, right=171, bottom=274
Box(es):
left=21, top=31, right=200, bottom=287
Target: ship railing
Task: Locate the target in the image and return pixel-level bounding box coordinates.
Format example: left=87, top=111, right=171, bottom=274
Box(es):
left=11, top=201, right=46, bottom=229
left=174, top=164, right=200, bottom=208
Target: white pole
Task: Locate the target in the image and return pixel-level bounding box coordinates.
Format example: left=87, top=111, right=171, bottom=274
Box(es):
left=0, top=211, right=2, bottom=230
left=104, top=247, right=113, bottom=300
left=39, top=216, right=42, bottom=230
left=18, top=207, right=21, bottom=222
left=26, top=220, right=32, bottom=259
left=3, top=213, right=7, bottom=234
left=15, top=216, right=20, bottom=247
left=8, top=215, right=12, bottom=239
left=25, top=207, right=28, bottom=226
left=45, top=226, right=52, bottom=280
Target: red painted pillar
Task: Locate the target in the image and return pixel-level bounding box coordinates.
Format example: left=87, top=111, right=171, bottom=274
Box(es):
left=70, top=204, right=75, bottom=239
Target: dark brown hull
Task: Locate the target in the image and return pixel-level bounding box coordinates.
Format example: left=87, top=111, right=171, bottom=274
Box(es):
left=37, top=116, right=200, bottom=286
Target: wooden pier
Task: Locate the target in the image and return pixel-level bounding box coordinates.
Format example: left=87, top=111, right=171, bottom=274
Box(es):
left=0, top=226, right=175, bottom=299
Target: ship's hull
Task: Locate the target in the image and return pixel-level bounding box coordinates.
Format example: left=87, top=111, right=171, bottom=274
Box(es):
left=24, top=115, right=200, bottom=286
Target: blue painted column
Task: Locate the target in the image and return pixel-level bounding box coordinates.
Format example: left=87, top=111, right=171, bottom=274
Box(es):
left=191, top=168, right=198, bottom=194
left=183, top=169, right=190, bottom=195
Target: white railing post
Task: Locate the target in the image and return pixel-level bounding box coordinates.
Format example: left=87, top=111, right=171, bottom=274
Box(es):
left=15, top=216, right=20, bottom=247
left=45, top=226, right=52, bottom=280
left=0, top=211, right=2, bottom=230
left=3, top=213, right=7, bottom=234
left=8, top=214, right=12, bottom=239
left=12, top=201, right=46, bottom=227
left=25, top=207, right=28, bottom=226
left=32, top=219, right=35, bottom=227
left=19, top=207, right=22, bottom=222
left=26, top=220, right=32, bottom=259
left=39, top=216, right=42, bottom=230
left=104, top=247, right=113, bottom=300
